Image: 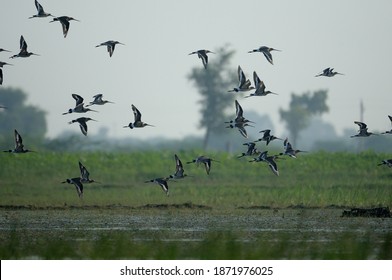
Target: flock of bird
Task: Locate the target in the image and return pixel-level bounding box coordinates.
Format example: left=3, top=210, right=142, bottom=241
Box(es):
left=1, top=1, right=392, bottom=198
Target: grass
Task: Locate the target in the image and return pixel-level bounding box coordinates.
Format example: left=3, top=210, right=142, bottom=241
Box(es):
left=1, top=150, right=391, bottom=260
left=0, top=150, right=391, bottom=208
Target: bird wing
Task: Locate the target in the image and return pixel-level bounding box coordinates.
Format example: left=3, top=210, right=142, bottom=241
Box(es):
left=237, top=125, right=248, bottom=138
left=388, top=115, right=392, bottom=124
left=203, top=159, right=211, bottom=175
left=238, top=66, right=246, bottom=87
left=79, top=161, right=90, bottom=180
left=72, top=94, right=84, bottom=106
left=107, top=44, right=114, bottom=57
left=131, top=104, right=142, bottom=122
left=267, top=158, right=279, bottom=176
left=262, top=50, right=273, bottom=65
left=20, top=36, right=27, bottom=52
left=14, top=129, right=24, bottom=150
left=35, top=0, right=44, bottom=13
left=354, top=121, right=367, bottom=130
left=93, top=94, right=103, bottom=102
left=174, top=154, right=184, bottom=174
left=60, top=19, right=70, bottom=38
left=253, top=71, right=262, bottom=89
left=72, top=178, right=83, bottom=197
left=78, top=119, right=88, bottom=136
left=0, top=69, right=2, bottom=85
left=198, top=51, right=208, bottom=69
left=234, top=100, right=243, bottom=119
left=158, top=179, right=169, bottom=195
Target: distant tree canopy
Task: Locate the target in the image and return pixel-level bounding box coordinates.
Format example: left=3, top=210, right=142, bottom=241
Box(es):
left=279, top=89, right=329, bottom=146
left=0, top=87, right=47, bottom=147
left=187, top=46, right=237, bottom=150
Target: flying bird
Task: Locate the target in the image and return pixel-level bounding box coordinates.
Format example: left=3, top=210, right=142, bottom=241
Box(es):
left=145, top=178, right=169, bottom=196
left=350, top=121, right=377, bottom=137
left=3, top=129, right=34, bottom=153
left=10, top=35, right=39, bottom=58
left=68, top=117, right=96, bottom=136
left=315, top=67, right=344, bottom=77
left=63, top=94, right=97, bottom=115
left=86, top=94, right=114, bottom=107
left=186, top=155, right=218, bottom=175
left=249, top=150, right=280, bottom=176
left=256, top=129, right=282, bottom=145
left=237, top=142, right=260, bottom=158
left=228, top=66, right=254, bottom=92
left=50, top=16, right=80, bottom=38
left=245, top=71, right=278, bottom=97
left=96, top=40, right=125, bottom=57
left=123, top=104, right=154, bottom=129
left=279, top=138, right=306, bottom=158
left=29, top=0, right=53, bottom=19
left=188, top=49, right=214, bottom=69
left=248, top=46, right=281, bottom=65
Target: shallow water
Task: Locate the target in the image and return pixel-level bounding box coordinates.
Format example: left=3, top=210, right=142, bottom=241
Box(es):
left=1, top=207, right=391, bottom=259
left=1, top=208, right=390, bottom=242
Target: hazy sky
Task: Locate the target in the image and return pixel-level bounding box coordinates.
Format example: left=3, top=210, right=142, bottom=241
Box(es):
left=2, top=0, right=392, bottom=140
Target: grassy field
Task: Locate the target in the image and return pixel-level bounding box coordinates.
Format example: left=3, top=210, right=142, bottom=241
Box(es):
left=0, top=150, right=391, bottom=208
left=0, top=150, right=391, bottom=259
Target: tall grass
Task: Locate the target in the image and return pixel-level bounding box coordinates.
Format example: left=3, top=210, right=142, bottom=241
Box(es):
left=0, top=150, right=391, bottom=208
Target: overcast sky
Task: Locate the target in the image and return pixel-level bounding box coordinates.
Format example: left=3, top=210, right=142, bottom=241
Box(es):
left=2, top=0, right=392, bottom=140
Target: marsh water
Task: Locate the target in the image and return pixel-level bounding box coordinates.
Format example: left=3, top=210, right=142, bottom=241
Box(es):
left=1, top=207, right=391, bottom=259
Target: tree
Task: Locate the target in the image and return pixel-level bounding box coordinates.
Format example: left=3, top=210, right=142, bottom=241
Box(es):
left=187, top=46, right=237, bottom=150
left=0, top=87, right=47, bottom=147
left=279, top=89, right=329, bottom=147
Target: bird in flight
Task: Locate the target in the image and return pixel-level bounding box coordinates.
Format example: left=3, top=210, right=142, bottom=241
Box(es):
left=248, top=46, right=281, bottom=65
left=315, top=67, right=344, bottom=77
left=29, top=0, right=53, bottom=19
left=96, top=40, right=125, bottom=57
left=68, top=117, right=97, bottom=136
left=3, top=129, right=34, bottom=153
left=245, top=71, right=278, bottom=97
left=188, top=49, right=214, bottom=69
left=124, top=104, right=154, bottom=129
left=350, top=121, right=377, bottom=137
left=50, top=16, right=80, bottom=38
left=10, top=36, right=39, bottom=59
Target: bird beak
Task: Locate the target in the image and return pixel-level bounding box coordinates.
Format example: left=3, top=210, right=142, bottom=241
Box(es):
left=273, top=49, right=282, bottom=52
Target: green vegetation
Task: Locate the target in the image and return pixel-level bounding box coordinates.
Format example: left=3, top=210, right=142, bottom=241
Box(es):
left=0, top=150, right=391, bottom=208
left=1, top=151, right=391, bottom=260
